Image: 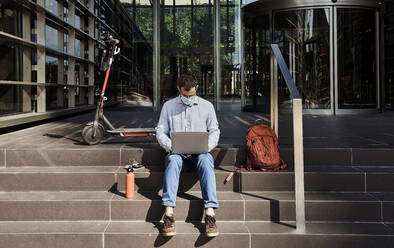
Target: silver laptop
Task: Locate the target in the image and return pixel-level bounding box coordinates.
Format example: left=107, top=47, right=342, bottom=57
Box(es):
left=171, top=132, right=209, bottom=154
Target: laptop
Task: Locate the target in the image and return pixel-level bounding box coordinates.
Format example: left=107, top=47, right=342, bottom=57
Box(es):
left=171, top=132, right=209, bottom=154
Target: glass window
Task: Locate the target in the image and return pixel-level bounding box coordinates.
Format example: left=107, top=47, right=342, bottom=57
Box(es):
left=274, top=8, right=331, bottom=109
left=385, top=1, right=394, bottom=109
left=75, top=87, right=88, bottom=105
left=0, top=2, right=20, bottom=37
left=45, top=25, right=58, bottom=50
left=64, top=4, right=69, bottom=22
left=160, top=1, right=214, bottom=103
left=45, top=55, right=58, bottom=84
left=75, top=15, right=81, bottom=29
left=45, top=0, right=58, bottom=16
left=134, top=1, right=153, bottom=45
left=0, top=43, right=22, bottom=81
left=64, top=33, right=68, bottom=53
left=46, top=55, right=67, bottom=110
left=0, top=85, right=23, bottom=115
left=75, top=38, right=81, bottom=57
left=46, top=85, right=67, bottom=110
left=244, top=14, right=271, bottom=112
left=337, top=9, right=376, bottom=109
left=125, top=1, right=153, bottom=102
left=220, top=0, right=241, bottom=111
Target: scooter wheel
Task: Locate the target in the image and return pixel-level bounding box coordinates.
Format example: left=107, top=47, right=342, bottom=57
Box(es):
left=82, top=124, right=105, bottom=145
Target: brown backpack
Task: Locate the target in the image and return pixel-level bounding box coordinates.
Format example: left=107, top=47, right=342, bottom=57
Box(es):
left=245, top=123, right=287, bottom=171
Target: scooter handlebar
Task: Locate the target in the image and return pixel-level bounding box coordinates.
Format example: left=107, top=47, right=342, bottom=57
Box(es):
left=105, top=38, right=119, bottom=45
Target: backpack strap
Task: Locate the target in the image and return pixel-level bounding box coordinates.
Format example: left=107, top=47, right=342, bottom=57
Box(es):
left=279, top=158, right=287, bottom=169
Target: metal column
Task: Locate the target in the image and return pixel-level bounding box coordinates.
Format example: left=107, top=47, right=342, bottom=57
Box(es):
left=214, top=0, right=221, bottom=110
left=153, top=0, right=161, bottom=112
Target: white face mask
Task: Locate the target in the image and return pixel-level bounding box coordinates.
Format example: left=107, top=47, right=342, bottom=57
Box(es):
left=180, top=95, right=197, bottom=106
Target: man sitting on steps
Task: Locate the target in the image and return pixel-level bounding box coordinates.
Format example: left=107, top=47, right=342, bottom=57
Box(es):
left=156, top=74, right=220, bottom=237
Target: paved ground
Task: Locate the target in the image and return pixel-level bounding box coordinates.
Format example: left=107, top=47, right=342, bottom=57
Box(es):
left=0, top=105, right=394, bottom=149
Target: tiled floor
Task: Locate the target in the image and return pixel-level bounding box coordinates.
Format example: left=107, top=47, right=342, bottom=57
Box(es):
left=1, top=105, right=394, bottom=149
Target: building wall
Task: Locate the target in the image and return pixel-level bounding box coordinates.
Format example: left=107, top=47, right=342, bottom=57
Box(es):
left=0, top=0, right=141, bottom=119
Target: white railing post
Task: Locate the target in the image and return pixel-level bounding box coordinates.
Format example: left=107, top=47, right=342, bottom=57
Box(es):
left=293, top=98, right=305, bottom=232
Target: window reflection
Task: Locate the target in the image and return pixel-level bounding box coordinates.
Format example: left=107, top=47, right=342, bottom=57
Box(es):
left=337, top=9, right=376, bottom=109
left=385, top=1, right=394, bottom=109
left=0, top=85, right=23, bottom=115
left=0, top=2, right=21, bottom=37
left=220, top=0, right=241, bottom=111
left=75, top=15, right=81, bottom=29
left=275, top=8, right=331, bottom=109
left=45, top=25, right=58, bottom=50
left=45, top=0, right=58, bottom=16
left=160, top=0, right=214, bottom=103
left=244, top=14, right=271, bottom=112
left=75, top=38, right=81, bottom=57
left=45, top=55, right=58, bottom=84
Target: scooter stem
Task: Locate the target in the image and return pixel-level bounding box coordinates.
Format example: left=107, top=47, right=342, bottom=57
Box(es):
left=101, top=66, right=111, bottom=95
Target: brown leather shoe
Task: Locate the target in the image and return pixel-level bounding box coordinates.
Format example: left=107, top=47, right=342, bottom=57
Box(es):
left=162, top=214, right=176, bottom=236
left=205, top=215, right=219, bottom=237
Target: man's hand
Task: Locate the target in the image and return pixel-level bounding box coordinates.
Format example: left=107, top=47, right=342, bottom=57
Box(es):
left=208, top=147, right=212, bottom=153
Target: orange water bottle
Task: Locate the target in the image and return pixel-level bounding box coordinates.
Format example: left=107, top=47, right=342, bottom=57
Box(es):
left=125, top=166, right=135, bottom=199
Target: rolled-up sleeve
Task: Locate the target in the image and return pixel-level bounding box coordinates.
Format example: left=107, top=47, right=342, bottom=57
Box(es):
left=156, top=103, right=172, bottom=152
left=206, top=104, right=220, bottom=150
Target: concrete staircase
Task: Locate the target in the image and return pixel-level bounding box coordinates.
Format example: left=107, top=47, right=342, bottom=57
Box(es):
left=0, top=147, right=394, bottom=247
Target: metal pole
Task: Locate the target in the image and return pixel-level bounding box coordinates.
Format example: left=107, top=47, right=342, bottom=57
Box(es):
left=240, top=5, right=245, bottom=109
left=153, top=0, right=161, bottom=112
left=379, top=8, right=385, bottom=112
left=214, top=0, right=221, bottom=110
left=375, top=10, right=381, bottom=110
left=333, top=7, right=339, bottom=114
left=293, top=98, right=305, bottom=232
left=270, top=50, right=278, bottom=136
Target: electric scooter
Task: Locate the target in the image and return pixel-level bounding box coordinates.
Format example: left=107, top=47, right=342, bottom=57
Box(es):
left=82, top=33, right=156, bottom=145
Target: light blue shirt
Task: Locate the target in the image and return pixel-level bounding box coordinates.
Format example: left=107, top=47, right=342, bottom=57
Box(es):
left=156, top=95, right=220, bottom=152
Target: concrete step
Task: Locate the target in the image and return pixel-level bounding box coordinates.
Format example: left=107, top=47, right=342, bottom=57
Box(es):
left=2, top=147, right=394, bottom=167
left=0, top=221, right=392, bottom=248
left=118, top=166, right=394, bottom=193
left=0, top=191, right=392, bottom=222
left=1, top=166, right=394, bottom=192
left=0, top=166, right=119, bottom=191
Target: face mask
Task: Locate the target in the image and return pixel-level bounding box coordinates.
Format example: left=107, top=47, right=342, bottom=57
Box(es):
left=180, top=95, right=197, bottom=106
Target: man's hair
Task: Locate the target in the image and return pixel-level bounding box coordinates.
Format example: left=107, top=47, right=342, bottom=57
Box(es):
left=177, top=74, right=197, bottom=91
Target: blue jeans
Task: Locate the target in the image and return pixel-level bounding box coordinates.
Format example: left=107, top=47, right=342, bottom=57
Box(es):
left=162, top=153, right=219, bottom=209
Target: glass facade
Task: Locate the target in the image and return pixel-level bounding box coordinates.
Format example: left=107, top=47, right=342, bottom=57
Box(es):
left=0, top=85, right=23, bottom=115
left=337, top=9, right=377, bottom=109
left=244, top=14, right=270, bottom=112
left=131, top=0, right=153, bottom=103
left=275, top=9, right=331, bottom=109
left=220, top=0, right=242, bottom=110
left=123, top=0, right=242, bottom=110
left=2, top=0, right=394, bottom=124
left=0, top=2, right=25, bottom=117
left=160, top=0, right=214, bottom=103
left=385, top=1, right=394, bottom=109
left=243, top=1, right=385, bottom=114
left=0, top=1, right=22, bottom=37
left=0, top=0, right=138, bottom=118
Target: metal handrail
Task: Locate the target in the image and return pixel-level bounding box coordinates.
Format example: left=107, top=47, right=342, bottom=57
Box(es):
left=270, top=44, right=306, bottom=232
left=270, top=44, right=301, bottom=99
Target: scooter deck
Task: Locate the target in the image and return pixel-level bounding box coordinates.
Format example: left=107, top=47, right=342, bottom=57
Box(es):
left=107, top=128, right=156, bottom=133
